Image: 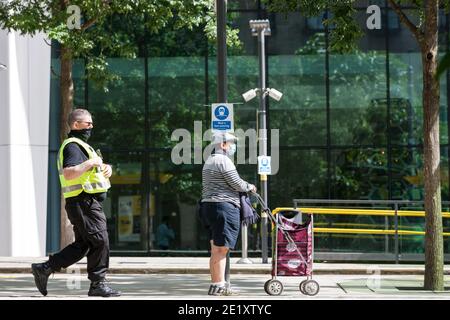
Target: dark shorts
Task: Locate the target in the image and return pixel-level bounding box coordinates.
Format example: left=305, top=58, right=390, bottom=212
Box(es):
left=199, top=201, right=240, bottom=249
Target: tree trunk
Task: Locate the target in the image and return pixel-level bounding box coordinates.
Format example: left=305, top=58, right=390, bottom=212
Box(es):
left=422, top=0, right=444, bottom=291
left=59, top=45, right=75, bottom=249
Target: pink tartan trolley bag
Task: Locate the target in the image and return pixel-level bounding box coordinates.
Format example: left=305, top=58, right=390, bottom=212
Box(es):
left=254, top=194, right=320, bottom=296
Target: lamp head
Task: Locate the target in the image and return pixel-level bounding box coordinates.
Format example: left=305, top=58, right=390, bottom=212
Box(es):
left=267, top=88, right=283, bottom=101
left=249, top=19, right=271, bottom=36
left=242, top=88, right=258, bottom=102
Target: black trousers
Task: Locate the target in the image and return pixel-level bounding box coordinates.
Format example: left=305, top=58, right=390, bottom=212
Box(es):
left=49, top=194, right=109, bottom=282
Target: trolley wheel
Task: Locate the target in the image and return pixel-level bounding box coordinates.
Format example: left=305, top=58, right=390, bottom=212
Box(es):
left=299, top=280, right=308, bottom=294
left=264, top=280, right=271, bottom=292
left=264, top=279, right=283, bottom=296
left=302, top=280, right=320, bottom=296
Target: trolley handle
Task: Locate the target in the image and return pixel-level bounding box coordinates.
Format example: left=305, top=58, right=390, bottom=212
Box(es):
left=250, top=192, right=276, bottom=223
left=251, top=191, right=309, bottom=232
left=251, top=191, right=270, bottom=212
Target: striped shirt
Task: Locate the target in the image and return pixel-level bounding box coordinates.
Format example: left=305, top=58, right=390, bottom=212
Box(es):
left=202, top=152, right=255, bottom=208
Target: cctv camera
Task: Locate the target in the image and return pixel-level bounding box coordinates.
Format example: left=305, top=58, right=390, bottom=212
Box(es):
left=242, top=88, right=258, bottom=102
left=0, top=63, right=7, bottom=71
left=267, top=88, right=283, bottom=101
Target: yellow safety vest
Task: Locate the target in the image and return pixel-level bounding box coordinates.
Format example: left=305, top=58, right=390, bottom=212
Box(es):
left=58, top=137, right=111, bottom=198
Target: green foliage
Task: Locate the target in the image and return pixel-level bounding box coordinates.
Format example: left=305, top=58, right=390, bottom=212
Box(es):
left=265, top=0, right=363, bottom=53
left=0, top=0, right=241, bottom=89
left=326, top=2, right=363, bottom=53
left=266, top=0, right=450, bottom=78
left=0, top=0, right=242, bottom=207
left=85, top=57, right=122, bottom=92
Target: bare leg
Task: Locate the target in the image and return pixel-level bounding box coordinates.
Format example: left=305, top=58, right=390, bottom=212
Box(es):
left=209, top=240, right=229, bottom=283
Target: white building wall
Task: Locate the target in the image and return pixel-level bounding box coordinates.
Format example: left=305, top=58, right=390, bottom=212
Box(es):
left=0, top=30, right=51, bottom=256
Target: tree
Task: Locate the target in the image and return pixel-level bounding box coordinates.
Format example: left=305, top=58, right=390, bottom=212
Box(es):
left=266, top=0, right=446, bottom=291
left=0, top=0, right=227, bottom=249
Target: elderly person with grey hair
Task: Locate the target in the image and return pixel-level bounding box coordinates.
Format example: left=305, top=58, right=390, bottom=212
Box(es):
left=199, top=132, right=256, bottom=296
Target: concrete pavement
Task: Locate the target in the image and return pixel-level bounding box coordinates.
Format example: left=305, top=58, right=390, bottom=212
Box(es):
left=1, top=256, right=449, bottom=275
left=0, top=273, right=450, bottom=300
left=0, top=257, right=449, bottom=300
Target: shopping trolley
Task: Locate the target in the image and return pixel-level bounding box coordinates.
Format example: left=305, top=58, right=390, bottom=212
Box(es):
left=253, top=193, right=320, bottom=296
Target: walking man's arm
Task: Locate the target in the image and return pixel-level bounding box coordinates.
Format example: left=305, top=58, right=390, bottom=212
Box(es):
left=63, top=157, right=103, bottom=180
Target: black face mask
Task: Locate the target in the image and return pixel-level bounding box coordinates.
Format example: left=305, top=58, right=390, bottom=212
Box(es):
left=69, top=128, right=92, bottom=142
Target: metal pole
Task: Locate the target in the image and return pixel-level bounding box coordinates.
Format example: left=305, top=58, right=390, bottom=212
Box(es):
left=237, top=225, right=253, bottom=264
left=394, top=203, right=399, bottom=264
left=216, top=0, right=231, bottom=288
left=385, top=216, right=389, bottom=254
left=407, top=64, right=414, bottom=147
left=258, top=28, right=269, bottom=264
left=217, top=0, right=227, bottom=103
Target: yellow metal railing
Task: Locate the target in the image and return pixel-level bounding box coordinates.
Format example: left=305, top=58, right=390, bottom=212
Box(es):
left=272, top=207, right=450, bottom=237
left=274, top=207, right=450, bottom=218
left=314, top=228, right=450, bottom=236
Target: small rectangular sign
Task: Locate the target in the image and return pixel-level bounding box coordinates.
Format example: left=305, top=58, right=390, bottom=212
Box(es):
left=211, top=103, right=234, bottom=132
left=258, top=156, right=271, bottom=175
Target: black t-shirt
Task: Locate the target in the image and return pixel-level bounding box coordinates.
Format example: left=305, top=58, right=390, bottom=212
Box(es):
left=63, top=142, right=89, bottom=168
left=63, top=142, right=107, bottom=202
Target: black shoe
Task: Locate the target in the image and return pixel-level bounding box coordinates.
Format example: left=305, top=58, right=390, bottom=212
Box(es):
left=31, top=262, right=53, bottom=296
left=88, top=280, right=121, bottom=297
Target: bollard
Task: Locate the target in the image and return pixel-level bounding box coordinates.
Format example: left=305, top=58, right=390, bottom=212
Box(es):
left=237, top=224, right=253, bottom=264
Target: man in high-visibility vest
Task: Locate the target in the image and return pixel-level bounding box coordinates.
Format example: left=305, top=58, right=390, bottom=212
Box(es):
left=31, top=108, right=120, bottom=297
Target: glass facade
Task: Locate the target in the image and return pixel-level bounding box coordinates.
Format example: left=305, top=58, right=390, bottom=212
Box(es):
left=48, top=1, right=450, bottom=259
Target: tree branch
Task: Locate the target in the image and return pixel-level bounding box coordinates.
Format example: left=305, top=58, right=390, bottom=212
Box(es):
left=388, top=0, right=424, bottom=45
left=80, top=0, right=111, bottom=31
left=81, top=18, right=97, bottom=31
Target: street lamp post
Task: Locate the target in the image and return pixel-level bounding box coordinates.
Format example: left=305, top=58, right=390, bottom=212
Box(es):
left=243, top=20, right=283, bottom=264
left=253, top=20, right=270, bottom=264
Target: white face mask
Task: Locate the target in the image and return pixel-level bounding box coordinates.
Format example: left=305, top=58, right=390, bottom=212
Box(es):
left=226, top=143, right=237, bottom=156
